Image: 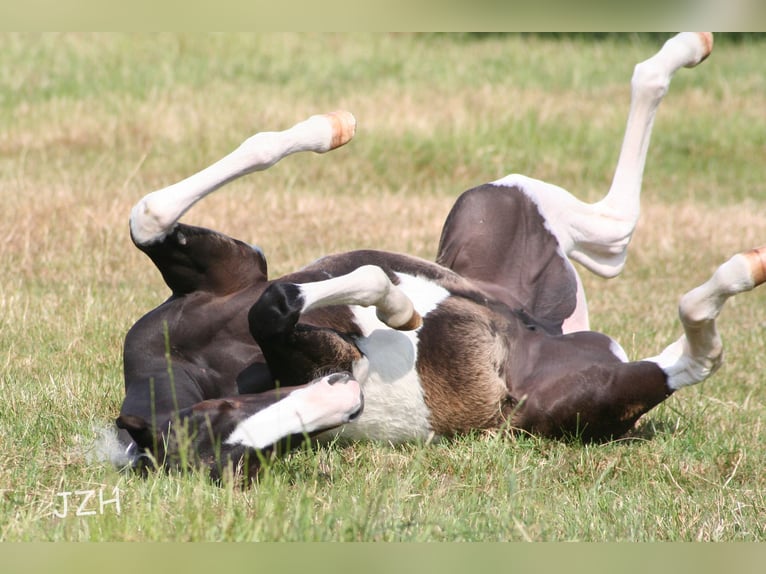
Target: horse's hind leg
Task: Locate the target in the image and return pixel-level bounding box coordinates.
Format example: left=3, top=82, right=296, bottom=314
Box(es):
left=484, top=33, right=714, bottom=335
left=129, top=111, right=356, bottom=246
left=509, top=246, right=766, bottom=441
left=513, top=245, right=766, bottom=442
left=496, top=33, right=714, bottom=279
left=646, top=246, right=766, bottom=390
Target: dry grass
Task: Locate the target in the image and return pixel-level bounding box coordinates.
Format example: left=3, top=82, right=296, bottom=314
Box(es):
left=1, top=33, right=766, bottom=541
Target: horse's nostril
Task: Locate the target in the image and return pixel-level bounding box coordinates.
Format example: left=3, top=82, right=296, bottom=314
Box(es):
left=326, top=372, right=352, bottom=385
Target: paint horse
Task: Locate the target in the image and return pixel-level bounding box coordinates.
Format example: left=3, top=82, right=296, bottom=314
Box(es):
left=117, top=33, right=765, bottom=480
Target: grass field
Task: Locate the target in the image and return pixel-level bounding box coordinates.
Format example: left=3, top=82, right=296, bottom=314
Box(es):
left=1, top=32, right=765, bottom=542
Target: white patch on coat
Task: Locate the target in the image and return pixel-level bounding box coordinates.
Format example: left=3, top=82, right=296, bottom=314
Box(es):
left=609, top=339, right=629, bottom=362
left=492, top=174, right=577, bottom=253
left=323, top=273, right=450, bottom=444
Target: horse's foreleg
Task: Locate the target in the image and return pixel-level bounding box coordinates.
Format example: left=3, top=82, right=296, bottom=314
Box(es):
left=647, top=246, right=766, bottom=390
left=129, top=111, right=356, bottom=246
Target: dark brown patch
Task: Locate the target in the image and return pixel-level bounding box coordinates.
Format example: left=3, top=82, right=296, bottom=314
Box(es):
left=436, top=184, right=577, bottom=333
left=136, top=223, right=268, bottom=296
left=508, top=358, right=671, bottom=441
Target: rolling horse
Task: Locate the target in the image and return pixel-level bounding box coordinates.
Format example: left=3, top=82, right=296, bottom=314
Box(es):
left=116, top=32, right=766, bottom=479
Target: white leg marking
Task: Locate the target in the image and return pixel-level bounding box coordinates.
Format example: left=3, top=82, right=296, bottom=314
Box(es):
left=299, top=265, right=421, bottom=330
left=225, top=374, right=362, bottom=450
left=494, top=34, right=713, bottom=334
left=494, top=34, right=713, bottom=280
left=647, top=247, right=765, bottom=390
left=130, top=111, right=356, bottom=245
left=599, top=33, right=713, bottom=234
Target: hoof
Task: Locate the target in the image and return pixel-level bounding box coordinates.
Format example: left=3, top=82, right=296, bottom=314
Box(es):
left=324, top=110, right=356, bottom=150
left=744, top=246, right=766, bottom=287
left=680, top=32, right=714, bottom=68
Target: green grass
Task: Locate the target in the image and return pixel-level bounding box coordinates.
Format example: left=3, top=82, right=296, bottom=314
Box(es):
left=1, top=32, right=765, bottom=541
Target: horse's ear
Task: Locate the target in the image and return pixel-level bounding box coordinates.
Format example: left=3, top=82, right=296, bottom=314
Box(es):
left=116, top=414, right=154, bottom=449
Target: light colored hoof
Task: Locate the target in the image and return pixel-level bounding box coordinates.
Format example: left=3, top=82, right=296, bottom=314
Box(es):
left=680, top=32, right=714, bottom=68
left=744, top=246, right=766, bottom=287
left=324, top=110, right=356, bottom=150
left=395, top=310, right=423, bottom=331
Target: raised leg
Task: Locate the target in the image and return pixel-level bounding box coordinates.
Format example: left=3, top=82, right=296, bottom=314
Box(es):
left=129, top=110, right=356, bottom=246
left=508, top=242, right=766, bottom=441
left=299, top=265, right=423, bottom=330
left=511, top=246, right=766, bottom=442
left=488, top=33, right=713, bottom=332
left=646, top=247, right=766, bottom=389
left=247, top=265, right=421, bottom=388
left=499, top=33, right=713, bottom=278
left=251, top=264, right=422, bottom=337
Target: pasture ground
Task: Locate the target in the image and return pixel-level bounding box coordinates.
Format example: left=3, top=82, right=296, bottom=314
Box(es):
left=1, top=33, right=765, bottom=541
